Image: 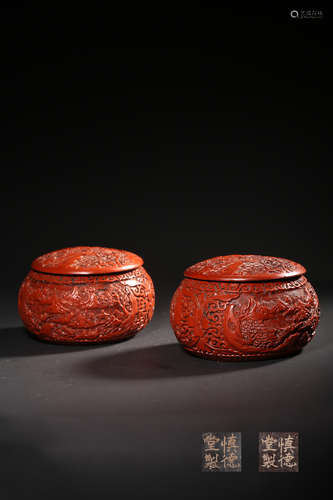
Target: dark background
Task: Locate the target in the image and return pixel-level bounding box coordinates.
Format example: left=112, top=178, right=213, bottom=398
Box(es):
left=0, top=5, right=332, bottom=500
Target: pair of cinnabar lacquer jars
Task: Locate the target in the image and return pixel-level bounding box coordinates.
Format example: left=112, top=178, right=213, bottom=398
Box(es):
left=18, top=247, right=320, bottom=361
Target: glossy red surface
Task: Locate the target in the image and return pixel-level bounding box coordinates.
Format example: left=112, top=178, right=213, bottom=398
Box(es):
left=184, top=254, right=306, bottom=282
left=170, top=255, right=319, bottom=361
left=18, top=247, right=154, bottom=344
left=31, top=246, right=143, bottom=275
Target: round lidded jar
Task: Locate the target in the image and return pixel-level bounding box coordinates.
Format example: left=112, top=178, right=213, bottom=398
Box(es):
left=18, top=246, right=155, bottom=344
left=170, top=255, right=319, bottom=360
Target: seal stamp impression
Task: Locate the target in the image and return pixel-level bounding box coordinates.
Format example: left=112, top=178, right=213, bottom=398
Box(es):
left=18, top=246, right=155, bottom=343
left=259, top=432, right=299, bottom=472
left=170, top=255, right=319, bottom=360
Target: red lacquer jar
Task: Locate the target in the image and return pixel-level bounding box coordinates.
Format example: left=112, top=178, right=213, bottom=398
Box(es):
left=170, top=255, right=320, bottom=360
left=18, top=246, right=155, bottom=343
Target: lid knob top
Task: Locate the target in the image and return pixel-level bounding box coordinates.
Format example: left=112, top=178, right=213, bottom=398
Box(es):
left=31, top=246, right=143, bottom=275
left=184, top=254, right=306, bottom=282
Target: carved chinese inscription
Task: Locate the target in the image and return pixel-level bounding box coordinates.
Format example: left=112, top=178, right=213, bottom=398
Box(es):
left=259, top=432, right=299, bottom=472
left=202, top=432, right=241, bottom=472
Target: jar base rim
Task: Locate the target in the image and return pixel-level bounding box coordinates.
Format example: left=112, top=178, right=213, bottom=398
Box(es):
left=182, top=346, right=303, bottom=362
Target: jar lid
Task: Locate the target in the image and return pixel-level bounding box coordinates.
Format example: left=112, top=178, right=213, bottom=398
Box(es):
left=184, top=254, right=306, bottom=282
left=31, top=246, right=143, bottom=275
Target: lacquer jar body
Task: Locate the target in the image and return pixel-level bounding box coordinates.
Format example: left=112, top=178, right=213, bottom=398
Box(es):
left=170, top=255, right=320, bottom=360
left=18, top=247, right=155, bottom=344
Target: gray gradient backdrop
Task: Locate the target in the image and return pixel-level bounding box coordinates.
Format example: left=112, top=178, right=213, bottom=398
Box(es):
left=0, top=283, right=332, bottom=499
left=1, top=6, right=332, bottom=500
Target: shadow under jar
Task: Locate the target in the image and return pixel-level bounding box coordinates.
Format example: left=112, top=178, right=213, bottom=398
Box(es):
left=170, top=255, right=320, bottom=361
left=18, top=246, right=155, bottom=344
